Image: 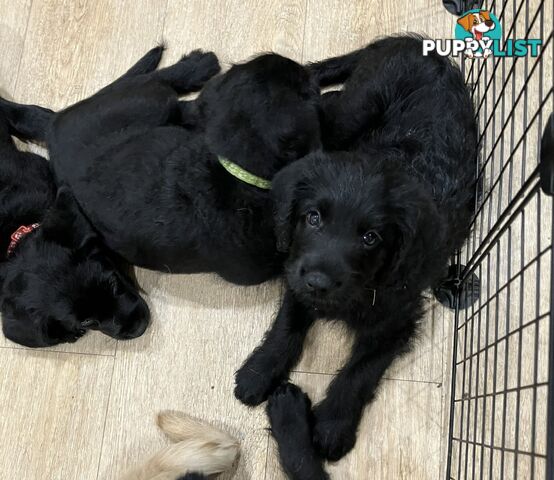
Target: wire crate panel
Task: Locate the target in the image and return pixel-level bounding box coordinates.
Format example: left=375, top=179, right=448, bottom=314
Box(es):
left=446, top=0, right=553, bottom=478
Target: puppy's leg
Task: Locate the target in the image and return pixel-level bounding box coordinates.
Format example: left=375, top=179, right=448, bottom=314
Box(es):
left=312, top=335, right=409, bottom=461
left=234, top=290, right=316, bottom=406
left=308, top=48, right=364, bottom=87
left=0, top=97, right=54, bottom=142
left=175, top=100, right=200, bottom=128
left=318, top=81, right=381, bottom=150
left=267, top=383, right=329, bottom=480
left=119, top=44, right=165, bottom=79
left=153, top=50, right=221, bottom=95
left=0, top=110, right=15, bottom=149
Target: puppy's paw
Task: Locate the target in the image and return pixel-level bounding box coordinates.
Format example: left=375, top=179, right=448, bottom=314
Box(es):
left=234, top=362, right=280, bottom=406
left=268, top=384, right=331, bottom=480
left=267, top=383, right=311, bottom=434
left=313, top=404, right=357, bottom=461
left=180, top=50, right=221, bottom=81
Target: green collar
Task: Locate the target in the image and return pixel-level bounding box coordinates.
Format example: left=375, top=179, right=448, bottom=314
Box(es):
left=218, top=156, right=272, bottom=190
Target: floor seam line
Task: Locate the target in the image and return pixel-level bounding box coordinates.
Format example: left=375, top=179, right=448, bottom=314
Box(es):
left=263, top=429, right=270, bottom=480
left=0, top=344, right=116, bottom=357
left=300, top=0, right=309, bottom=63
left=12, top=0, right=34, bottom=95
left=159, top=0, right=170, bottom=46
left=291, top=368, right=442, bottom=386
left=95, top=341, right=118, bottom=480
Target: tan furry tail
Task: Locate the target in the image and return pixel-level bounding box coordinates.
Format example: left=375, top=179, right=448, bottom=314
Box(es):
left=121, top=412, right=239, bottom=480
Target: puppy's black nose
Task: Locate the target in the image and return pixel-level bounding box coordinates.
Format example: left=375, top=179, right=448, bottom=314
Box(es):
left=304, top=271, right=333, bottom=293
left=485, top=20, right=494, bottom=27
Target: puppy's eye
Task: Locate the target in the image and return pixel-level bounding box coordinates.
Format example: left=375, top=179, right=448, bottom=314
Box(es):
left=362, top=230, right=382, bottom=247
left=306, top=210, right=321, bottom=227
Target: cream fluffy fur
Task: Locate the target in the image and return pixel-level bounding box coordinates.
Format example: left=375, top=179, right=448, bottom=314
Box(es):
left=121, top=411, right=239, bottom=480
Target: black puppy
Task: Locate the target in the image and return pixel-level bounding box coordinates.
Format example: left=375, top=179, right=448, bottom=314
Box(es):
left=0, top=109, right=150, bottom=348
left=6, top=46, right=321, bottom=285
left=267, top=383, right=329, bottom=480
left=236, top=35, right=477, bottom=461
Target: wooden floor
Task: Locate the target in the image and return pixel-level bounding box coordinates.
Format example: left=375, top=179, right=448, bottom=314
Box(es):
left=0, top=2, right=463, bottom=479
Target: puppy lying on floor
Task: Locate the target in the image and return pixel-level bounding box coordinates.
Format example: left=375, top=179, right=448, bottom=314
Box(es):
left=122, top=411, right=239, bottom=480
left=236, top=35, right=477, bottom=461
left=0, top=109, right=149, bottom=347
left=5, top=45, right=321, bottom=286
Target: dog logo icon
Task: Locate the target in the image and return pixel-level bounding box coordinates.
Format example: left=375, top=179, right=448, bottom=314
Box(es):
left=424, top=9, right=540, bottom=59
left=455, top=9, right=502, bottom=58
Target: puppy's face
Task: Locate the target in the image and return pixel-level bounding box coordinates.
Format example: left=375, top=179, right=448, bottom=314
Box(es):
left=0, top=189, right=149, bottom=348
left=272, top=153, right=442, bottom=310
left=202, top=53, right=321, bottom=174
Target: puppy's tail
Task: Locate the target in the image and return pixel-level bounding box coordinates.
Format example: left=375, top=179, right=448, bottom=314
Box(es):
left=0, top=97, right=54, bottom=143
left=121, top=412, right=239, bottom=480
left=308, top=48, right=365, bottom=87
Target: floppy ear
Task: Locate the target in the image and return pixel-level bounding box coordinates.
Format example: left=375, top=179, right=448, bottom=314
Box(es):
left=271, top=159, right=310, bottom=252
left=481, top=10, right=491, bottom=21
left=41, top=187, right=97, bottom=251
left=1, top=299, right=79, bottom=348
left=457, top=13, right=473, bottom=32
left=386, top=182, right=445, bottom=286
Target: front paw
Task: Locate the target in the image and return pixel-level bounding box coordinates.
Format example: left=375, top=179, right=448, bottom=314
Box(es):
left=181, top=50, right=221, bottom=82
left=267, top=382, right=312, bottom=434
left=313, top=404, right=357, bottom=461
left=234, top=361, right=281, bottom=406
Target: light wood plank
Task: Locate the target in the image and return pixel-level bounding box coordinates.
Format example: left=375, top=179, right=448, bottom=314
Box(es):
left=302, top=0, right=454, bottom=63
left=162, top=0, right=307, bottom=66
left=0, top=349, right=113, bottom=479
left=0, top=330, right=117, bottom=355
left=13, top=0, right=167, bottom=108
left=97, top=270, right=280, bottom=480
left=0, top=0, right=32, bottom=94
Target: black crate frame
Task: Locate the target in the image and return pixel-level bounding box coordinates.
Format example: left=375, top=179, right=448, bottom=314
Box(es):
left=444, top=0, right=553, bottom=479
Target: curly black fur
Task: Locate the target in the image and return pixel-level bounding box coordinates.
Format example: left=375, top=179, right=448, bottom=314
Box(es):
left=0, top=105, right=149, bottom=348
left=236, top=35, right=477, bottom=462
left=8, top=46, right=322, bottom=285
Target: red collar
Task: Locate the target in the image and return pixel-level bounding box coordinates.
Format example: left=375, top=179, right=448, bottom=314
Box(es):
left=7, top=223, right=40, bottom=257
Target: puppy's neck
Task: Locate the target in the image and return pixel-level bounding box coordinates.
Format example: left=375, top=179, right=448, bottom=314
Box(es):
left=205, top=119, right=292, bottom=185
